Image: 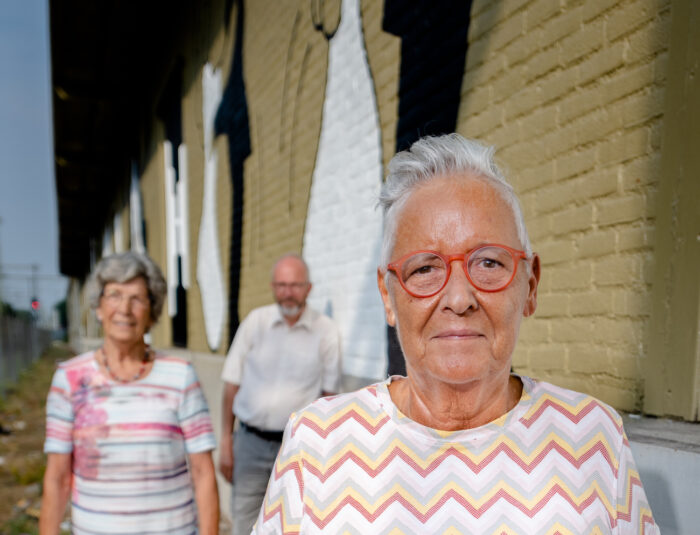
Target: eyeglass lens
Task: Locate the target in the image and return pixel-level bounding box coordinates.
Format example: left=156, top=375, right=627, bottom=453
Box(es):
left=398, top=246, right=516, bottom=295
left=272, top=282, right=307, bottom=290
left=103, top=291, right=149, bottom=309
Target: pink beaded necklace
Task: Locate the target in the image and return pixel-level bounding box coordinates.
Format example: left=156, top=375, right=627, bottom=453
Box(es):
left=100, top=346, right=152, bottom=383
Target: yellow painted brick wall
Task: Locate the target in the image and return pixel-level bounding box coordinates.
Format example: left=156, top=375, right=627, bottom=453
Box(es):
left=124, top=0, right=676, bottom=413
left=182, top=68, right=207, bottom=353
left=140, top=123, right=172, bottom=349
left=213, top=13, right=235, bottom=351
left=179, top=1, right=234, bottom=353
left=236, top=0, right=332, bottom=318
left=361, top=0, right=400, bottom=172
left=458, top=0, right=670, bottom=410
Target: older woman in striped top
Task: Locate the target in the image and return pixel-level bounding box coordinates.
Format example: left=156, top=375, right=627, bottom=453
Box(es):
left=40, top=252, right=219, bottom=535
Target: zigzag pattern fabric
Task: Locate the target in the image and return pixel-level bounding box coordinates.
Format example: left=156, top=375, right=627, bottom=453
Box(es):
left=254, top=376, right=658, bottom=534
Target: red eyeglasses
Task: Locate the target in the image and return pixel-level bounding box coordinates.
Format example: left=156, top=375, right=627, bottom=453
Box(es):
left=387, top=244, right=528, bottom=298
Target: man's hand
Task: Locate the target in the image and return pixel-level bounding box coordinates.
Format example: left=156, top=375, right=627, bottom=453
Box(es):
left=220, top=382, right=240, bottom=484
left=219, top=435, right=234, bottom=483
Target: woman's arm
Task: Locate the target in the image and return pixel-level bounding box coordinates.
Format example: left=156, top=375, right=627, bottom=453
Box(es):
left=39, top=453, right=72, bottom=535
left=189, top=451, right=220, bottom=535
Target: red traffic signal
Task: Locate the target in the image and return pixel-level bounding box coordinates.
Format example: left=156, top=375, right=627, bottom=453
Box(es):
left=31, top=299, right=40, bottom=311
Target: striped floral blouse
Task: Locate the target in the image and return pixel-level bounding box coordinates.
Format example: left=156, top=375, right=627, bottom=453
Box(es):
left=45, top=351, right=216, bottom=534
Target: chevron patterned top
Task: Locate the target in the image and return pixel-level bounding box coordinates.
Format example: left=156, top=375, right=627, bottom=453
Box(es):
left=253, top=376, right=658, bottom=534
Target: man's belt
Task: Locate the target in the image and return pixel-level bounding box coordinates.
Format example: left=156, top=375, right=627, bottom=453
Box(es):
left=240, top=421, right=284, bottom=442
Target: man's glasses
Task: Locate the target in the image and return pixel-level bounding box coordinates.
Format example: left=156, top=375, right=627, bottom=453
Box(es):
left=271, top=282, right=309, bottom=291
left=387, top=244, right=528, bottom=298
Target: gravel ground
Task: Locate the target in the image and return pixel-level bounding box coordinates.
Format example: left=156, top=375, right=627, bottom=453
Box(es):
left=0, top=341, right=75, bottom=535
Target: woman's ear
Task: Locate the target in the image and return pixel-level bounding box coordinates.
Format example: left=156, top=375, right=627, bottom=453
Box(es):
left=523, top=254, right=540, bottom=317
left=377, top=268, right=396, bottom=327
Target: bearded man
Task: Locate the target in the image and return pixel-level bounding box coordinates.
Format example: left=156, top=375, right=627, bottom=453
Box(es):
left=219, top=253, right=341, bottom=534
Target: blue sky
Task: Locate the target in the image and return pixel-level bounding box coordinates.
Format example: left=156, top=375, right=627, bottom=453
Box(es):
left=0, top=0, right=67, bottom=313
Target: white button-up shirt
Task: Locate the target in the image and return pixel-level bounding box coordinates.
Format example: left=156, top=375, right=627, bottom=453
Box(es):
left=222, top=303, right=341, bottom=431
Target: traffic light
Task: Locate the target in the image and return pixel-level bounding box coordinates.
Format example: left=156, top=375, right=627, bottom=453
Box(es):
left=31, top=298, right=40, bottom=311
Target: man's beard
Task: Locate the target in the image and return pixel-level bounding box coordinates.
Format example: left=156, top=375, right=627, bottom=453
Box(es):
left=279, top=300, right=304, bottom=317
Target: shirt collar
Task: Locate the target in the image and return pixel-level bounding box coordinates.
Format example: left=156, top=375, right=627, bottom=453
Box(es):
left=271, top=304, right=313, bottom=330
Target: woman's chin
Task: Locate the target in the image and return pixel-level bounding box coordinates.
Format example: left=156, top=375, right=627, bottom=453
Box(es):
left=416, top=353, right=501, bottom=387
left=105, top=331, right=145, bottom=345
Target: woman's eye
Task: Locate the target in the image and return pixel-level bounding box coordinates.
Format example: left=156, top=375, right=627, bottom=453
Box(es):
left=478, top=258, right=503, bottom=269
left=407, top=265, right=433, bottom=278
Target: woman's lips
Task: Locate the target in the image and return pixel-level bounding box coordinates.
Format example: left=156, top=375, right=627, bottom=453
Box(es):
left=433, top=329, right=483, bottom=339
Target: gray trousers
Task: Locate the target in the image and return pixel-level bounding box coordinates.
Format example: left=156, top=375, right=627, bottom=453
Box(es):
left=231, top=425, right=283, bottom=535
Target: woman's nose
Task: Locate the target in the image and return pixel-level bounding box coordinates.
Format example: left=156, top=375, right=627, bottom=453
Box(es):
left=440, top=260, right=478, bottom=314
left=117, top=296, right=132, bottom=312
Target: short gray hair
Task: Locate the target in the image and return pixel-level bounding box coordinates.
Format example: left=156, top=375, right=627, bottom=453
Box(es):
left=88, top=251, right=167, bottom=322
left=378, top=133, right=532, bottom=268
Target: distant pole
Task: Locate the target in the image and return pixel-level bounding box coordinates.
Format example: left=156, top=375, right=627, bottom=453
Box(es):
left=31, top=264, right=38, bottom=301
left=0, top=216, right=3, bottom=305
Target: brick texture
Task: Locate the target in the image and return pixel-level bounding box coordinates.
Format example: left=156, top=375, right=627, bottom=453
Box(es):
left=458, top=0, right=670, bottom=410
left=86, top=0, right=674, bottom=411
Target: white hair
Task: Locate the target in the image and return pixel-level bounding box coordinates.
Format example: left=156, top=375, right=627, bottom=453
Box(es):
left=378, top=133, right=532, bottom=268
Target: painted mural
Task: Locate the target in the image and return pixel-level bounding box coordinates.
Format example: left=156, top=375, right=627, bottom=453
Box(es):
left=215, top=0, right=250, bottom=344
left=201, top=0, right=472, bottom=378
left=302, top=0, right=387, bottom=380
left=163, top=140, right=191, bottom=324
left=159, top=62, right=189, bottom=347
left=382, top=0, right=473, bottom=375
left=197, top=63, right=227, bottom=351
left=129, top=162, right=146, bottom=254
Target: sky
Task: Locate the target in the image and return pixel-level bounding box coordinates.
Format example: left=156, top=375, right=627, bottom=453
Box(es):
left=0, top=0, right=67, bottom=316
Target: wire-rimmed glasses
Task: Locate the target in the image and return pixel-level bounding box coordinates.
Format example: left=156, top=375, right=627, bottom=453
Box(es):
left=387, top=244, right=528, bottom=298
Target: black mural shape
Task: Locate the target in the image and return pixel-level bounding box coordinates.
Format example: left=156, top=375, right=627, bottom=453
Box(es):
left=157, top=59, right=187, bottom=348
left=383, top=0, right=473, bottom=375
left=215, top=0, right=251, bottom=344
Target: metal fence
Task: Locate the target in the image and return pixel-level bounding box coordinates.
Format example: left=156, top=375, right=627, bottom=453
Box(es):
left=0, top=314, right=53, bottom=398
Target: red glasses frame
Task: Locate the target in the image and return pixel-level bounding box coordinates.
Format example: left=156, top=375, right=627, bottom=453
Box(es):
left=387, top=243, right=528, bottom=298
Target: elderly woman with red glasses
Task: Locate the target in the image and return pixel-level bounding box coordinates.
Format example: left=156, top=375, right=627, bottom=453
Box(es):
left=253, top=134, right=658, bottom=534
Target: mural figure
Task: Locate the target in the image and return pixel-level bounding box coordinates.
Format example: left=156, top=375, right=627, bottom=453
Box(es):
left=215, top=0, right=251, bottom=343
left=112, top=213, right=124, bottom=253
left=302, top=0, right=387, bottom=380
left=383, top=0, right=473, bottom=374
left=197, top=63, right=227, bottom=351
left=163, top=140, right=190, bottom=349
left=102, top=226, right=113, bottom=258
left=129, top=162, right=147, bottom=254
left=159, top=62, right=189, bottom=347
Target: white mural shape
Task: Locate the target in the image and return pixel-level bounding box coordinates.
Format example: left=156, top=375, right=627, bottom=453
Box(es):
left=101, top=212, right=123, bottom=257
left=130, top=162, right=146, bottom=254
left=164, top=140, right=191, bottom=317
left=113, top=212, right=124, bottom=253
left=302, top=0, right=386, bottom=380
left=101, top=226, right=113, bottom=257
left=196, top=63, right=227, bottom=350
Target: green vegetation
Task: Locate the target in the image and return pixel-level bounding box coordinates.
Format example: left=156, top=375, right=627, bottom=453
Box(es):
left=0, top=342, right=74, bottom=534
